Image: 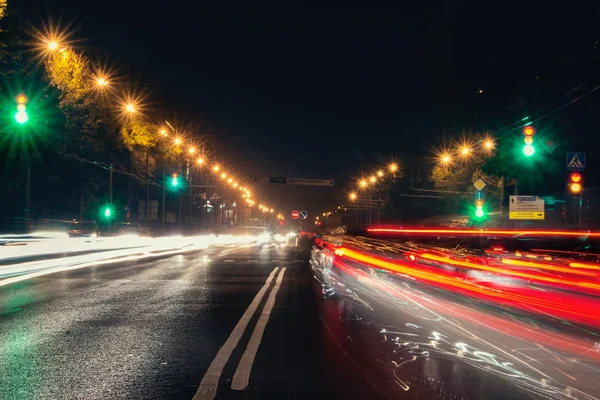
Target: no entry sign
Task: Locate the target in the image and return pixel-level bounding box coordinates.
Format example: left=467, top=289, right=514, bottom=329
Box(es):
left=291, top=210, right=300, bottom=220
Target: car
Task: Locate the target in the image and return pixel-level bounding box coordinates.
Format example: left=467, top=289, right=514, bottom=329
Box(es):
left=112, top=222, right=151, bottom=236
left=66, top=220, right=99, bottom=241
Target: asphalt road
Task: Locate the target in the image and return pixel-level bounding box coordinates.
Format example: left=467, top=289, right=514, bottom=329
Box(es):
left=0, top=240, right=383, bottom=400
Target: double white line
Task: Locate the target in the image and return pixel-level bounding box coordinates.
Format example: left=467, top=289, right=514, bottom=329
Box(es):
left=193, top=267, right=287, bottom=400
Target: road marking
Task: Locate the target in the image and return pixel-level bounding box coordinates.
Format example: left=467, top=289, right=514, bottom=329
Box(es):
left=224, top=260, right=235, bottom=263
left=248, top=259, right=258, bottom=263
left=231, top=267, right=287, bottom=391
left=193, top=267, right=280, bottom=400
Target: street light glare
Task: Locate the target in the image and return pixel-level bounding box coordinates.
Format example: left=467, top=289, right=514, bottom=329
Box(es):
left=48, top=40, right=58, bottom=50
left=359, top=180, right=367, bottom=188
left=160, top=129, right=167, bottom=136
left=389, top=163, right=398, bottom=172
left=96, top=77, right=108, bottom=86
left=377, top=170, right=384, bottom=177
left=174, top=138, right=182, bottom=145
left=350, top=192, right=357, bottom=200
left=188, top=147, right=196, bottom=154
left=213, top=165, right=220, bottom=172
left=441, top=154, right=451, bottom=164
left=197, top=157, right=204, bottom=165
left=125, top=103, right=136, bottom=113
left=369, top=176, right=376, bottom=183
left=221, top=173, right=227, bottom=179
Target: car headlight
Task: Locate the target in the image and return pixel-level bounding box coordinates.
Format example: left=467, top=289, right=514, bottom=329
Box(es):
left=257, top=233, right=271, bottom=243
left=274, top=234, right=286, bottom=242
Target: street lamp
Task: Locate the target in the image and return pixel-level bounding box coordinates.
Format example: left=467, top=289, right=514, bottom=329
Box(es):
left=221, top=173, right=227, bottom=179
left=160, top=128, right=168, bottom=136
left=377, top=170, right=384, bottom=178
left=188, top=147, right=196, bottom=154
left=174, top=137, right=182, bottom=145
left=349, top=192, right=357, bottom=201
left=213, top=165, right=220, bottom=172
left=483, top=138, right=495, bottom=150
left=460, top=146, right=470, bottom=156
left=389, top=163, right=398, bottom=173
left=439, top=153, right=452, bottom=166
left=359, top=179, right=367, bottom=189
left=369, top=176, right=376, bottom=184
left=125, top=103, right=136, bottom=113
left=48, top=40, right=58, bottom=51
left=196, top=157, right=204, bottom=165
left=96, top=77, right=108, bottom=87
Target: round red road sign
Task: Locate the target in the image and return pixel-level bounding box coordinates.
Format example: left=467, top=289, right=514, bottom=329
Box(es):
left=291, top=210, right=300, bottom=220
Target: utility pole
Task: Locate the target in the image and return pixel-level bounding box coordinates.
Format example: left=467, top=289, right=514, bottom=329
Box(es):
left=25, top=161, right=31, bottom=232
left=145, top=150, right=150, bottom=228
left=161, top=171, right=166, bottom=229
left=109, top=162, right=113, bottom=204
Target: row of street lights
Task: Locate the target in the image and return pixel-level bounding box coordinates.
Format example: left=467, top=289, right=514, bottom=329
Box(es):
left=42, top=36, right=279, bottom=219
left=435, top=136, right=496, bottom=168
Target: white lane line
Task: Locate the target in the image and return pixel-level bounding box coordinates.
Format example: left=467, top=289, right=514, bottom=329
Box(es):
left=193, top=267, right=280, bottom=400
left=247, top=259, right=258, bottom=263
left=224, top=260, right=235, bottom=263
left=231, top=267, right=287, bottom=391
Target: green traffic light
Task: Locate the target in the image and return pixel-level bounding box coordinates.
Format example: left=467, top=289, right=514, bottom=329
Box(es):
left=14, top=110, right=28, bottom=124
left=171, top=177, right=179, bottom=186
left=475, top=208, right=484, bottom=218
left=104, top=207, right=111, bottom=217
left=523, top=144, right=535, bottom=157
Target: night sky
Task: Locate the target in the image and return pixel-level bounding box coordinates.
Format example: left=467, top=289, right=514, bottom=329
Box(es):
left=18, top=1, right=600, bottom=215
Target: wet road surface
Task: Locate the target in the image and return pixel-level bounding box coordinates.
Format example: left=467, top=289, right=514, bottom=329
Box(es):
left=0, top=241, right=381, bottom=400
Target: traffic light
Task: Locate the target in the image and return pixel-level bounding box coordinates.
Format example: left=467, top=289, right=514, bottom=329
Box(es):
left=474, top=199, right=485, bottom=218
left=104, top=207, right=112, bottom=218
left=14, top=94, right=29, bottom=124
left=522, top=125, right=535, bottom=156
left=569, top=172, right=582, bottom=194
left=171, top=173, right=179, bottom=187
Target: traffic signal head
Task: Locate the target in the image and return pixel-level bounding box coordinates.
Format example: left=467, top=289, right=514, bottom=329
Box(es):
left=474, top=199, right=485, bottom=219
left=522, top=125, right=535, bottom=157
left=569, top=173, right=582, bottom=193
left=14, top=93, right=29, bottom=124
left=171, top=173, right=179, bottom=187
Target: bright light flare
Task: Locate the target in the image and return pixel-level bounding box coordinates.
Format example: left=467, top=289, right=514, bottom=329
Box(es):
left=174, top=137, right=182, bottom=145
left=196, top=157, right=204, bottom=165
left=377, top=170, right=384, bottom=177
left=483, top=137, right=495, bottom=150
left=349, top=192, right=357, bottom=201
left=188, top=147, right=196, bottom=154
left=213, top=165, right=220, bottom=172
left=389, top=163, right=398, bottom=172
left=359, top=180, right=367, bottom=188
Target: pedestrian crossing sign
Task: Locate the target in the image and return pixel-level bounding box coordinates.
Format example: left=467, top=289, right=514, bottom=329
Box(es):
left=566, top=152, right=585, bottom=170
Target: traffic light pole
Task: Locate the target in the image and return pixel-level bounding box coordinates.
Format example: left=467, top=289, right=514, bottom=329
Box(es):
left=25, top=161, right=31, bottom=232
left=145, top=150, right=150, bottom=228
